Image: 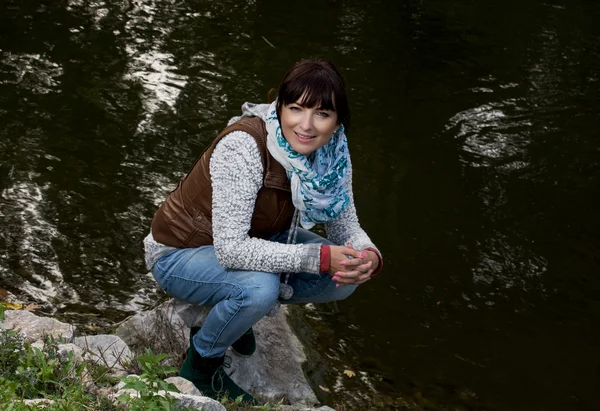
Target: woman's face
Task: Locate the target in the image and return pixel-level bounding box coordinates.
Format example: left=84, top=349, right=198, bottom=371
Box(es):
left=279, top=99, right=339, bottom=156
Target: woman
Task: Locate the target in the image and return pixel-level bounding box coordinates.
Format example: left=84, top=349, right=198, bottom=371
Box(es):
left=143, top=59, right=383, bottom=404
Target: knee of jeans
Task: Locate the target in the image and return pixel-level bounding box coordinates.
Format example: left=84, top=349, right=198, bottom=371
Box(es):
left=241, top=278, right=280, bottom=314
left=334, top=284, right=357, bottom=301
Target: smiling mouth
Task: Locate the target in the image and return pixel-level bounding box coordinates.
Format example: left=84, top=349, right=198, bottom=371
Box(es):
left=295, top=131, right=316, bottom=142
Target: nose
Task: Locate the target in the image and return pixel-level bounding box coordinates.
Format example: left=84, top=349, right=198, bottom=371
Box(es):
left=299, top=112, right=314, bottom=132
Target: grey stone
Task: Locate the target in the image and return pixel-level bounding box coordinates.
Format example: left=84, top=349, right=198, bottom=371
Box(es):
left=228, top=307, right=318, bottom=405
left=165, top=376, right=202, bottom=396
left=73, top=334, right=133, bottom=376
left=169, top=392, right=225, bottom=411
left=113, top=375, right=225, bottom=411
left=1, top=310, right=74, bottom=342
left=56, top=343, right=84, bottom=363
left=115, top=299, right=318, bottom=405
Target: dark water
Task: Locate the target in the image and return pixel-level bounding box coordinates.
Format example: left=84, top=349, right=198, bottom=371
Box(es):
left=1, top=0, right=599, bottom=409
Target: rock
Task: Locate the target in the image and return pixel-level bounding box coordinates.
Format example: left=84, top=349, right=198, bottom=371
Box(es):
left=56, top=343, right=84, bottom=363
left=228, top=308, right=318, bottom=405
left=1, top=310, right=74, bottom=342
left=165, top=376, right=202, bottom=396
left=116, top=299, right=318, bottom=405
left=116, top=299, right=209, bottom=347
left=169, top=392, right=225, bottom=411
left=73, top=334, right=133, bottom=376
left=22, top=399, right=54, bottom=406
left=113, top=375, right=225, bottom=411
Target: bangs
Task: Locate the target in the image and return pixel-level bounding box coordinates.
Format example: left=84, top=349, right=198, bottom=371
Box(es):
left=276, top=59, right=350, bottom=128
left=280, top=71, right=337, bottom=112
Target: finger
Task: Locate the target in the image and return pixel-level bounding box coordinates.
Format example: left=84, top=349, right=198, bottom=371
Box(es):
left=353, top=260, right=373, bottom=273
left=339, top=257, right=366, bottom=268
left=339, top=247, right=364, bottom=259
left=339, top=260, right=372, bottom=275
left=333, top=276, right=356, bottom=285
left=332, top=273, right=357, bottom=284
left=332, top=269, right=362, bottom=280
left=355, top=269, right=375, bottom=285
left=346, top=242, right=354, bottom=249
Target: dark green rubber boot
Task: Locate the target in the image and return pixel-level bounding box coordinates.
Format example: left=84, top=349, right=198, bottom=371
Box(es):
left=182, top=327, right=258, bottom=405
left=231, top=328, right=256, bottom=357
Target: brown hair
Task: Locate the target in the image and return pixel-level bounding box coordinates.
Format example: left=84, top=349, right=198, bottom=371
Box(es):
left=275, top=59, right=350, bottom=129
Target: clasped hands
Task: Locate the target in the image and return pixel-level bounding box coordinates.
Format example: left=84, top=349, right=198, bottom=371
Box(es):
left=329, top=243, right=379, bottom=286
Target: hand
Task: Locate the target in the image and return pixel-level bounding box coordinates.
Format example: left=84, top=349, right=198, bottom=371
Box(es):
left=330, top=243, right=377, bottom=286
left=329, top=245, right=364, bottom=276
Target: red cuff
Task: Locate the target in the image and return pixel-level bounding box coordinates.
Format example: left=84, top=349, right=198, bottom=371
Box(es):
left=365, top=247, right=383, bottom=276
left=319, top=245, right=331, bottom=273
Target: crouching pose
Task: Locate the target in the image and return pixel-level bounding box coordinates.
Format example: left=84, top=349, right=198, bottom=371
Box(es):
left=143, top=59, right=383, bottom=404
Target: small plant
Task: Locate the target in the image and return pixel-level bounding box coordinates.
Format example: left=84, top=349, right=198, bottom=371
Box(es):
left=87, top=361, right=120, bottom=387
left=117, top=348, right=183, bottom=410
left=0, top=329, right=117, bottom=410
left=0, top=329, right=26, bottom=378
left=219, top=395, right=287, bottom=411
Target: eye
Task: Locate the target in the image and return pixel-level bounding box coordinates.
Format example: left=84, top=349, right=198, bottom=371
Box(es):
left=317, top=111, right=330, bottom=118
left=288, top=105, right=301, bottom=112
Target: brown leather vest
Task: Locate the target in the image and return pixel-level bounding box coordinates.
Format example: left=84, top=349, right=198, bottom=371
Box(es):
left=151, top=116, right=295, bottom=248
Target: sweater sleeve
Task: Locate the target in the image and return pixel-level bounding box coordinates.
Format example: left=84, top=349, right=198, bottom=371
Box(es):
left=210, top=131, right=321, bottom=274
left=325, top=155, right=382, bottom=260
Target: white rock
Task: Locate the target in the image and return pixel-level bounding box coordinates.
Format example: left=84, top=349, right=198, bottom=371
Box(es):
left=113, top=376, right=225, bottom=411
left=2, top=310, right=74, bottom=342
left=169, top=392, right=225, bottom=411
left=165, top=376, right=202, bottom=396
left=73, top=334, right=133, bottom=376
left=22, top=399, right=54, bottom=406
left=115, top=299, right=318, bottom=405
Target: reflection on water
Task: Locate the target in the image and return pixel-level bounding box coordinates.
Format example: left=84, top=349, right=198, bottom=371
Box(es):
left=1, top=0, right=600, bottom=409
left=1, top=178, right=73, bottom=303
left=446, top=94, right=548, bottom=298
left=122, top=0, right=188, bottom=134
left=2, top=53, right=63, bottom=94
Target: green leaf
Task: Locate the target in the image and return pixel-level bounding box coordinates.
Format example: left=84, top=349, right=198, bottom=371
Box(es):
left=156, top=380, right=179, bottom=394
left=117, top=393, right=132, bottom=403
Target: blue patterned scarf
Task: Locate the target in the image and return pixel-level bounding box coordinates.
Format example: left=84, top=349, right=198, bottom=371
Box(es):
left=265, top=101, right=351, bottom=229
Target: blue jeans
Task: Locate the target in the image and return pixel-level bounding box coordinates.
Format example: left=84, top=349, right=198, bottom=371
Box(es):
left=152, top=228, right=356, bottom=358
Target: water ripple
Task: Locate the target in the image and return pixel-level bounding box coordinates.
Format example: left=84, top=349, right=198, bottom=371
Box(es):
left=0, top=53, right=63, bottom=94
left=0, top=178, right=79, bottom=307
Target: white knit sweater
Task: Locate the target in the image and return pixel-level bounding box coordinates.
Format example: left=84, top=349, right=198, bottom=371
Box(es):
left=144, top=108, right=379, bottom=275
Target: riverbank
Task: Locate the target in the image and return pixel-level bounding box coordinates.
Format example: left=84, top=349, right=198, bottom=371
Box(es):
left=0, top=296, right=334, bottom=411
